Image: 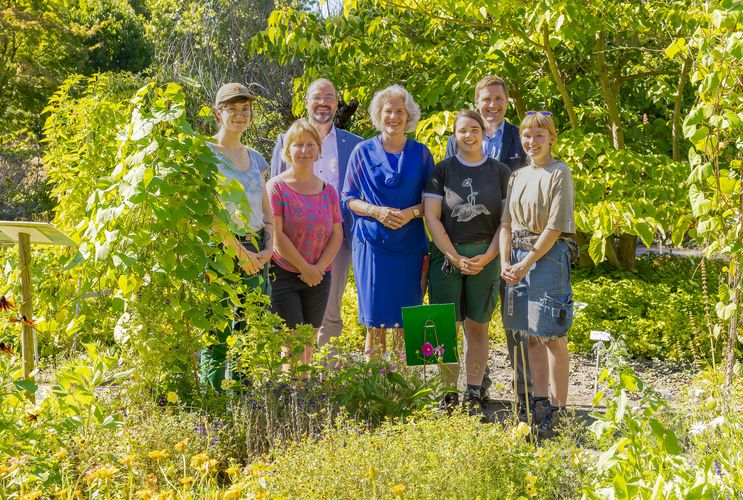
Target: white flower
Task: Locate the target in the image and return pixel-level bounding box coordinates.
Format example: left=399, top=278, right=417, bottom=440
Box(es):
left=692, top=388, right=706, bottom=397
left=710, top=416, right=725, bottom=428
left=689, top=422, right=708, bottom=436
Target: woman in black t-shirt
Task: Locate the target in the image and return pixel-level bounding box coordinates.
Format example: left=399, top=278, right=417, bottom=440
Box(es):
left=423, top=110, right=511, bottom=416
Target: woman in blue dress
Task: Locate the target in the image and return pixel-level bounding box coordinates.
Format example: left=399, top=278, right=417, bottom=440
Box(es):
left=342, top=85, right=434, bottom=357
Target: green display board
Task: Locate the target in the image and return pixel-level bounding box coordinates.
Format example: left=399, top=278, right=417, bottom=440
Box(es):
left=401, top=303, right=458, bottom=366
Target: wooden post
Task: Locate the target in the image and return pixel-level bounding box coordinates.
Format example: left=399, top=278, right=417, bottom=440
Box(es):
left=18, top=232, right=35, bottom=403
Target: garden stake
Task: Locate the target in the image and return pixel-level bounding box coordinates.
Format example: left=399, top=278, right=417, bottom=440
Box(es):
left=519, top=339, right=532, bottom=427
left=590, top=330, right=612, bottom=396
left=512, top=345, right=518, bottom=421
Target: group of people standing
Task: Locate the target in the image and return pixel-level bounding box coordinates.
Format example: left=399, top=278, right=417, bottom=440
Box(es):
left=201, top=75, right=575, bottom=436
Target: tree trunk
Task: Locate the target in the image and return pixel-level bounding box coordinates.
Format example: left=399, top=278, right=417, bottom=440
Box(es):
left=542, top=24, right=579, bottom=129
left=596, top=32, right=624, bottom=150
left=509, top=83, right=527, bottom=121
left=672, top=54, right=692, bottom=161
left=726, top=264, right=740, bottom=387
left=615, top=234, right=637, bottom=271
left=574, top=231, right=595, bottom=268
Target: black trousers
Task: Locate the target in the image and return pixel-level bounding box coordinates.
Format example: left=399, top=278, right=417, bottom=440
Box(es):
left=270, top=264, right=331, bottom=329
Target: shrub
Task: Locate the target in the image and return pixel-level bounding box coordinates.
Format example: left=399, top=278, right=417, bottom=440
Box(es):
left=264, top=411, right=587, bottom=499
left=570, top=254, right=722, bottom=361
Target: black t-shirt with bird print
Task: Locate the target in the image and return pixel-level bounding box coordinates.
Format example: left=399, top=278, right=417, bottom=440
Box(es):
left=424, top=155, right=511, bottom=244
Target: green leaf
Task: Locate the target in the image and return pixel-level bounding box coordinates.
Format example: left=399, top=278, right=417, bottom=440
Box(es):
left=14, top=379, right=38, bottom=394
left=689, top=185, right=713, bottom=217
left=664, top=38, right=686, bottom=59
left=589, top=236, right=606, bottom=264
left=635, top=220, right=655, bottom=248
left=715, top=301, right=736, bottom=320
left=671, top=216, right=691, bottom=247
left=98, top=413, right=124, bottom=430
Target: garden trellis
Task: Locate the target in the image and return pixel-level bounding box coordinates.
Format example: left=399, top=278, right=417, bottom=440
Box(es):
left=0, top=221, right=75, bottom=401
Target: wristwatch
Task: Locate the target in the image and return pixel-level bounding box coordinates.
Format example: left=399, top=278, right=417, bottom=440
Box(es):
left=412, top=207, right=421, bottom=218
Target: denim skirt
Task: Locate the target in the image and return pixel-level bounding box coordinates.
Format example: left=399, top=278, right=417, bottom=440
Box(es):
left=502, top=239, right=574, bottom=339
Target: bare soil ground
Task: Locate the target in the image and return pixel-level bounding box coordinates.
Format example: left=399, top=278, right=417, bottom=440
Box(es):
left=479, top=342, right=696, bottom=422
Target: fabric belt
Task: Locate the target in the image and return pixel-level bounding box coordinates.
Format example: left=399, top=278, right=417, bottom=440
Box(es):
left=452, top=238, right=492, bottom=246
left=511, top=230, right=539, bottom=250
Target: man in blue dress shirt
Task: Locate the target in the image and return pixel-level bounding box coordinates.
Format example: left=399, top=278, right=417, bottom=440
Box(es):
left=270, top=78, right=363, bottom=358
left=444, top=75, right=530, bottom=416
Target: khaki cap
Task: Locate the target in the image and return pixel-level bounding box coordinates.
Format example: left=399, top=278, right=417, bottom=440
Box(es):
left=214, top=83, right=256, bottom=106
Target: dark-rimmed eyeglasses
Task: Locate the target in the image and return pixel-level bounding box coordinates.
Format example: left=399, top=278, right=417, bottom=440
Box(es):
left=525, top=110, right=552, bottom=116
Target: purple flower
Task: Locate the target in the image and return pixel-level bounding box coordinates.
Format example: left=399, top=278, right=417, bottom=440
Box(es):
left=422, top=342, right=434, bottom=357
left=435, top=345, right=445, bottom=356
left=379, top=368, right=388, bottom=375
left=713, top=459, right=724, bottom=477
left=389, top=364, right=397, bottom=372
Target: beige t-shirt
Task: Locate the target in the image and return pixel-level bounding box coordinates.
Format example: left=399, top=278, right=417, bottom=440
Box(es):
left=502, top=161, right=576, bottom=235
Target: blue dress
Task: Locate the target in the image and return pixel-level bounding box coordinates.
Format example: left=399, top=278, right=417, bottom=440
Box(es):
left=342, top=136, right=435, bottom=327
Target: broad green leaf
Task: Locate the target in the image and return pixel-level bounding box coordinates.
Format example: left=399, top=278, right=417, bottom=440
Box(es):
left=589, top=236, right=606, bottom=264
left=14, top=379, right=38, bottom=394
left=689, top=184, right=712, bottom=217
left=664, top=38, right=686, bottom=59
left=715, top=301, right=736, bottom=320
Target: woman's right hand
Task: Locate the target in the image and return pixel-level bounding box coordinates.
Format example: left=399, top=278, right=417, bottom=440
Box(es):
left=299, top=264, right=324, bottom=287
left=239, top=249, right=263, bottom=275
left=372, top=206, right=406, bottom=229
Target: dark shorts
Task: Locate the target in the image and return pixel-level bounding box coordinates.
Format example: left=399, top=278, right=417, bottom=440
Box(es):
left=428, top=242, right=500, bottom=324
left=502, top=239, right=574, bottom=339
left=270, top=264, right=332, bottom=329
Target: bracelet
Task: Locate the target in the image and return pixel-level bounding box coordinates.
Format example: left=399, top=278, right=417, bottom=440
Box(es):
left=365, top=204, right=374, bottom=217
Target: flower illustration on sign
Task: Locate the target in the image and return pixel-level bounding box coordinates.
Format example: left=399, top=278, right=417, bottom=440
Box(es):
left=421, top=342, right=434, bottom=357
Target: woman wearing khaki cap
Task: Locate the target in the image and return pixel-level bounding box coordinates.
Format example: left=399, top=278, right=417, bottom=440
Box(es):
left=200, top=83, right=273, bottom=391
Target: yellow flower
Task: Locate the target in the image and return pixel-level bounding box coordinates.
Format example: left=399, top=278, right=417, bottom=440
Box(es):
left=148, top=449, right=170, bottom=461
left=20, top=490, right=41, bottom=500
left=166, top=391, right=179, bottom=404
left=179, top=476, right=195, bottom=488
left=53, top=449, right=68, bottom=461
left=220, top=379, right=237, bottom=391
left=190, top=453, right=209, bottom=469
left=204, top=459, right=219, bottom=474
left=223, top=483, right=244, bottom=499
left=119, top=454, right=135, bottom=467
left=0, top=465, right=10, bottom=474
left=134, top=490, right=152, bottom=500
left=225, top=465, right=240, bottom=476
left=524, top=474, right=538, bottom=497
left=174, top=438, right=188, bottom=452
left=512, top=422, right=531, bottom=438
left=86, top=465, right=119, bottom=482
left=390, top=484, right=406, bottom=496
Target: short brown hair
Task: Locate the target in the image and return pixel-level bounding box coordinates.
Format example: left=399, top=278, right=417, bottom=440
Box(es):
left=281, top=118, right=323, bottom=165
left=474, top=75, right=508, bottom=101
left=452, top=109, right=485, bottom=134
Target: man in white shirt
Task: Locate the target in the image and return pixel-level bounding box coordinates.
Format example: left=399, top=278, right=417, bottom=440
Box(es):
left=270, top=78, right=363, bottom=358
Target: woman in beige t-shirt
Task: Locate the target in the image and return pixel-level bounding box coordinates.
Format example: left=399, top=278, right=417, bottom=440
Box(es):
left=499, top=111, right=575, bottom=437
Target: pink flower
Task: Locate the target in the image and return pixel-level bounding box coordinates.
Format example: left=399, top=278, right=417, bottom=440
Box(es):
left=435, top=345, right=445, bottom=356
left=421, top=342, right=434, bottom=357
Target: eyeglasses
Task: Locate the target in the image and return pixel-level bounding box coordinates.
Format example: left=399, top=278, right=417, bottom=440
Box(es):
left=525, top=110, right=552, bottom=116
left=220, top=107, right=252, bottom=116
left=308, top=94, right=337, bottom=103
